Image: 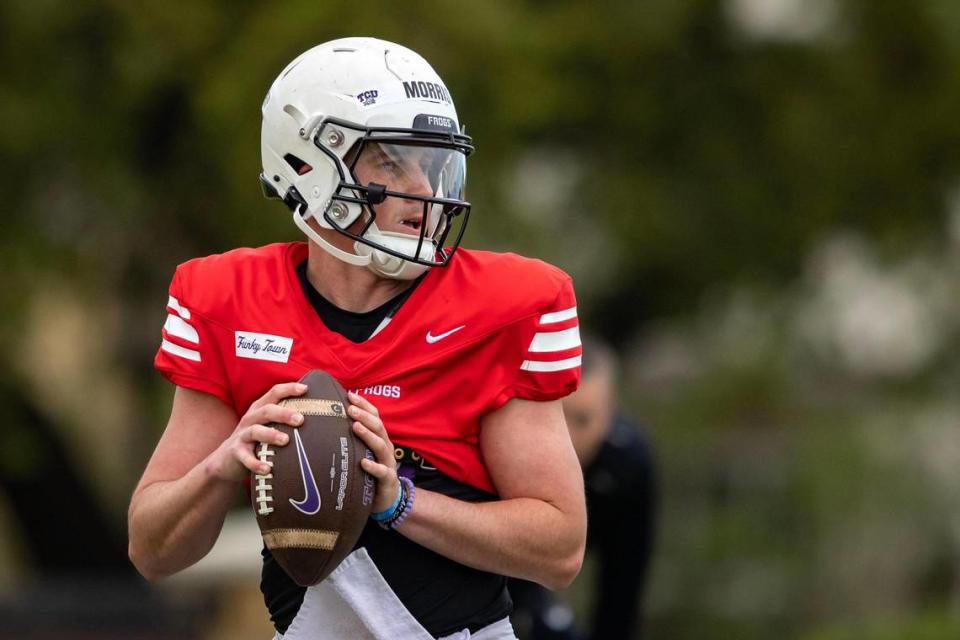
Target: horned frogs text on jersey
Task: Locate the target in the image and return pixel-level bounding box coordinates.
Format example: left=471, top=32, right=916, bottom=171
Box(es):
left=155, top=242, right=581, bottom=492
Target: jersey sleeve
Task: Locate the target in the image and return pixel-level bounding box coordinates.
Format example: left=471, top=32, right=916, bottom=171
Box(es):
left=153, top=265, right=234, bottom=407
left=494, top=276, right=582, bottom=407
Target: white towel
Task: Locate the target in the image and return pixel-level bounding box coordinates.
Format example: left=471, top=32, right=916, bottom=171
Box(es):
left=275, top=548, right=517, bottom=639
left=279, top=547, right=433, bottom=640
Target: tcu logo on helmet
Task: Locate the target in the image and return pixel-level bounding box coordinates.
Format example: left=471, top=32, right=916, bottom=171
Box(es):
left=357, top=89, right=379, bottom=106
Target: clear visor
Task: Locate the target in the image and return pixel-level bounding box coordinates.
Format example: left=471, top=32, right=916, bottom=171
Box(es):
left=350, top=141, right=466, bottom=204
left=326, top=138, right=471, bottom=268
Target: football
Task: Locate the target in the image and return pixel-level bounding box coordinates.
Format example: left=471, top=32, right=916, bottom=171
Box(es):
left=252, top=369, right=375, bottom=586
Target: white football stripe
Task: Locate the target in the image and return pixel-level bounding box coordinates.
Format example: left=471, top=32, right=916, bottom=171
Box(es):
left=539, top=305, right=577, bottom=324
left=168, top=295, right=191, bottom=320
left=161, top=339, right=201, bottom=362
left=164, top=314, right=199, bottom=344
left=529, top=326, right=582, bottom=353
left=520, top=355, right=582, bottom=373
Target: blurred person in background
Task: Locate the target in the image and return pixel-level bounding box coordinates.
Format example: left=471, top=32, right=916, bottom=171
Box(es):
left=510, top=334, right=657, bottom=640
left=126, top=37, right=587, bottom=640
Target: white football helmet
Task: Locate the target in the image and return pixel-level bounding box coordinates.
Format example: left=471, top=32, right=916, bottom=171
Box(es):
left=260, top=37, right=474, bottom=280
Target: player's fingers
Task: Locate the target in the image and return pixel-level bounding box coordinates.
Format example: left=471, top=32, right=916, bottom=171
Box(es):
left=235, top=442, right=272, bottom=475
left=359, top=457, right=395, bottom=481
left=347, top=392, right=380, bottom=417
left=352, top=421, right=395, bottom=467
left=352, top=419, right=390, bottom=452
left=241, top=424, right=290, bottom=447
left=347, top=404, right=386, bottom=437
left=242, top=403, right=304, bottom=429
left=362, top=461, right=400, bottom=512
left=250, top=382, right=308, bottom=411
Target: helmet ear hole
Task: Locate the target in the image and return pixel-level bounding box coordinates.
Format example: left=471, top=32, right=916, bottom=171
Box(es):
left=283, top=154, right=313, bottom=175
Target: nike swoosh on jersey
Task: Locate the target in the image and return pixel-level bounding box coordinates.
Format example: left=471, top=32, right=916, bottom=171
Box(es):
left=425, top=325, right=466, bottom=344
left=290, top=430, right=322, bottom=515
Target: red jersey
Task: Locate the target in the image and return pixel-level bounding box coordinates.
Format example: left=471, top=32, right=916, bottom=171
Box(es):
left=155, top=242, right=581, bottom=493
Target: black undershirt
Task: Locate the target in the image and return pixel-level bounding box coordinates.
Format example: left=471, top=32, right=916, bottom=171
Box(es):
left=260, top=262, right=512, bottom=638
left=295, top=260, right=417, bottom=343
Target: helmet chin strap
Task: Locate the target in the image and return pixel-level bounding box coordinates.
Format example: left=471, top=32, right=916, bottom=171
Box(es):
left=294, top=211, right=431, bottom=280
left=364, top=251, right=430, bottom=280
left=354, top=226, right=433, bottom=280
left=293, top=211, right=370, bottom=267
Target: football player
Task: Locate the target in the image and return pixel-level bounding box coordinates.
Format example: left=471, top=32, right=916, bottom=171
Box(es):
left=128, top=37, right=587, bottom=640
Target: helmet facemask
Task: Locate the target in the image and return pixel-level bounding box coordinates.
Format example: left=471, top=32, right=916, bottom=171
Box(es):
left=308, top=118, right=472, bottom=279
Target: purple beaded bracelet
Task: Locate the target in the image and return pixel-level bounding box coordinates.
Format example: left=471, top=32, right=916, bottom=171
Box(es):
left=379, top=476, right=415, bottom=530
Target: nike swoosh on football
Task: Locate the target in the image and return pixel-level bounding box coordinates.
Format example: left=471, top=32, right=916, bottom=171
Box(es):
left=426, top=325, right=466, bottom=344
left=290, top=429, right=322, bottom=515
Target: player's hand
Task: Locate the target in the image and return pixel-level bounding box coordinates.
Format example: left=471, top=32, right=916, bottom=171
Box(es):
left=207, top=382, right=308, bottom=482
left=348, top=392, right=401, bottom=513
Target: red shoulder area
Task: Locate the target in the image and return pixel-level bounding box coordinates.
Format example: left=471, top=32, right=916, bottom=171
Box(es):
left=172, top=242, right=305, bottom=324
left=441, top=249, right=573, bottom=321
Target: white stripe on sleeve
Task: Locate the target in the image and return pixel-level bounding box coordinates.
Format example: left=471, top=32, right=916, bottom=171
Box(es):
left=539, top=306, right=577, bottom=324
left=168, top=295, right=191, bottom=320
left=164, top=314, right=199, bottom=344
left=161, top=339, right=202, bottom=362
left=520, top=355, right=582, bottom=373
left=528, top=326, right=581, bottom=353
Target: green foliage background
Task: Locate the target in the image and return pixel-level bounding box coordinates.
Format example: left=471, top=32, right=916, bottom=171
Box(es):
left=2, top=1, right=960, bottom=638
